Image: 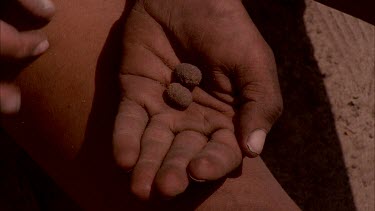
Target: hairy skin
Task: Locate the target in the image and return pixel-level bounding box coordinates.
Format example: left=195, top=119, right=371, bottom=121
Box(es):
left=114, top=0, right=283, bottom=200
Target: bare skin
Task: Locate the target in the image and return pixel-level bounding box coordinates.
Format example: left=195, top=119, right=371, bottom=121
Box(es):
left=0, top=0, right=55, bottom=114
left=115, top=0, right=283, bottom=199
left=0, top=0, right=299, bottom=209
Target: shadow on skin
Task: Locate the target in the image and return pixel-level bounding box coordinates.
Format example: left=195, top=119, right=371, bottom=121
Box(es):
left=0, top=0, right=50, bottom=80
left=243, top=0, right=356, bottom=210
left=0, top=0, right=357, bottom=210
left=0, top=2, right=225, bottom=210
left=75, top=5, right=225, bottom=209
left=0, top=129, right=81, bottom=210
left=0, top=0, right=51, bottom=31
left=0, top=2, right=80, bottom=209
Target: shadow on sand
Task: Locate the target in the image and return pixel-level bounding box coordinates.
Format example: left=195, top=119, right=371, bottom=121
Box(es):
left=243, top=0, right=356, bottom=210
left=0, top=0, right=356, bottom=210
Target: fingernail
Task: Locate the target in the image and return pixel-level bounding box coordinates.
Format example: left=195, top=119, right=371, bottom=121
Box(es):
left=37, top=0, right=56, bottom=19
left=246, top=129, right=267, bottom=157
left=40, top=0, right=55, bottom=11
left=188, top=173, right=206, bottom=183
left=32, top=40, right=49, bottom=56
left=0, top=85, right=21, bottom=114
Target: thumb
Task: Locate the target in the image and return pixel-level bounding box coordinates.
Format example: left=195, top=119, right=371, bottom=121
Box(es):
left=238, top=99, right=282, bottom=157
left=235, top=49, right=283, bottom=158
left=0, top=83, right=21, bottom=114
left=17, top=0, right=56, bottom=19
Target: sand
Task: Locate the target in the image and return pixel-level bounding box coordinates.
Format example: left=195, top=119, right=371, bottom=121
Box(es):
left=242, top=0, right=374, bottom=210
left=305, top=2, right=374, bottom=210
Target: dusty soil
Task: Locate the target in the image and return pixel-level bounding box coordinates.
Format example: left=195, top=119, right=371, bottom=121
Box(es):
left=243, top=0, right=374, bottom=210
left=305, top=2, right=374, bottom=210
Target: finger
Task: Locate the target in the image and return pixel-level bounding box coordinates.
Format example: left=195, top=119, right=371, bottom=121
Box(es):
left=113, top=98, right=148, bottom=171
left=17, top=0, right=55, bottom=19
left=154, top=131, right=207, bottom=198
left=188, top=129, right=242, bottom=181
left=235, top=47, right=283, bottom=157
left=130, top=117, right=174, bottom=200
left=0, top=21, right=49, bottom=59
left=0, top=83, right=21, bottom=114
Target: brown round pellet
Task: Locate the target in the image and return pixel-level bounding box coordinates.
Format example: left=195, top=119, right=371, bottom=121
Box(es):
left=174, top=63, right=202, bottom=88
left=165, top=83, right=192, bottom=110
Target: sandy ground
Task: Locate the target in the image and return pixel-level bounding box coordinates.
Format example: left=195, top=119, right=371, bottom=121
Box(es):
left=0, top=0, right=374, bottom=210
left=305, top=2, right=374, bottom=210
left=243, top=0, right=374, bottom=210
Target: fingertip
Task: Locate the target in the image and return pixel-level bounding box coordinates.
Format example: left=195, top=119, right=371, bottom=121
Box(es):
left=40, top=0, right=56, bottom=19
left=155, top=169, right=188, bottom=199
left=130, top=166, right=154, bottom=201
left=130, top=182, right=152, bottom=201
left=0, top=84, right=21, bottom=114
left=113, top=146, right=139, bottom=171
left=0, top=21, right=50, bottom=59
left=18, top=0, right=56, bottom=20
left=188, top=156, right=219, bottom=181
left=188, top=129, right=242, bottom=181
left=244, top=129, right=267, bottom=158
left=32, top=39, right=49, bottom=56
left=238, top=101, right=274, bottom=158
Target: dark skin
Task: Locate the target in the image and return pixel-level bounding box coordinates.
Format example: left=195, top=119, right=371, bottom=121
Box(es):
left=0, top=0, right=55, bottom=114
left=113, top=0, right=283, bottom=200
left=0, top=0, right=283, bottom=201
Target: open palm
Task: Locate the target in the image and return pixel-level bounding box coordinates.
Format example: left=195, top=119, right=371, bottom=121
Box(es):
left=113, top=0, right=282, bottom=200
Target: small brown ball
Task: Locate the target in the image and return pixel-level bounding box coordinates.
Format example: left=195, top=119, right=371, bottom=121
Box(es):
left=174, top=63, right=202, bottom=88
left=165, top=83, right=192, bottom=109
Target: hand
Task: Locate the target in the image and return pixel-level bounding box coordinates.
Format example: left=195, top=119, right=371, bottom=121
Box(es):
left=113, top=0, right=283, bottom=200
left=0, top=0, right=55, bottom=114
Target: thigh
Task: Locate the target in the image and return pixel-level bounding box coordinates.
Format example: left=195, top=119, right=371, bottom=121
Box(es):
left=0, top=0, right=299, bottom=210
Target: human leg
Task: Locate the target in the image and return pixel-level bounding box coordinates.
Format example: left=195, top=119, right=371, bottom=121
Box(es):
left=1, top=0, right=299, bottom=210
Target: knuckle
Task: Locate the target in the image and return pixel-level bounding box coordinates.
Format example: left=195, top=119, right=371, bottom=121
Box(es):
left=241, top=81, right=265, bottom=100
left=156, top=170, right=187, bottom=198
left=113, top=137, right=141, bottom=168
left=130, top=183, right=151, bottom=201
